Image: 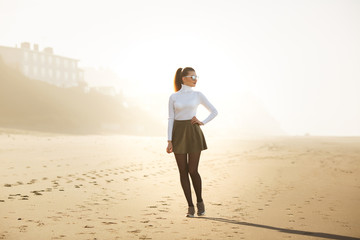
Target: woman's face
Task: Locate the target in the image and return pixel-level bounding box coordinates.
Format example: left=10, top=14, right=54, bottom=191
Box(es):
left=182, top=71, right=198, bottom=87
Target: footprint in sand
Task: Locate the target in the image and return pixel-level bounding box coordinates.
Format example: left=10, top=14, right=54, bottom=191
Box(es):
left=8, top=194, right=20, bottom=199
left=31, top=190, right=43, bottom=196
left=102, top=222, right=117, bottom=225
left=139, top=235, right=152, bottom=240
left=20, top=195, right=29, bottom=200
left=19, top=225, right=28, bottom=232
left=210, top=202, right=222, bottom=206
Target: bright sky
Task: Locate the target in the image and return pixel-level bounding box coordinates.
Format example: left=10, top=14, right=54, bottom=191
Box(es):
left=1, top=0, right=359, bottom=136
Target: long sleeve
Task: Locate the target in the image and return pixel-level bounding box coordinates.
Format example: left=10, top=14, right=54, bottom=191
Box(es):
left=199, top=92, right=218, bottom=125
left=167, top=96, right=175, bottom=141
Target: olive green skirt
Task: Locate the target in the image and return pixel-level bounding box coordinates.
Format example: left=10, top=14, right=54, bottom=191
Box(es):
left=172, top=120, right=207, bottom=154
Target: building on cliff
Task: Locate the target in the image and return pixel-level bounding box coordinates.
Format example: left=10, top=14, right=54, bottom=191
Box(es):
left=0, top=42, right=84, bottom=88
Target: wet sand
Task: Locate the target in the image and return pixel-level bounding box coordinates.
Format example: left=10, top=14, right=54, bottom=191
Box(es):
left=0, top=130, right=359, bottom=239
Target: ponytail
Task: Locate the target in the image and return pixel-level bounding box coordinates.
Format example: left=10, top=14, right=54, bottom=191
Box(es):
left=174, top=68, right=183, bottom=92
left=173, top=67, right=195, bottom=92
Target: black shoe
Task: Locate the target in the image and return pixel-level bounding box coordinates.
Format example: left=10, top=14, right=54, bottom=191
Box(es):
left=186, top=206, right=195, bottom=218
left=197, top=201, right=205, bottom=216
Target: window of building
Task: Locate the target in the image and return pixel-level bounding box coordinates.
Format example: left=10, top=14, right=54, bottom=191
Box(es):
left=56, top=57, right=60, bottom=66
left=48, top=69, right=53, bottom=78
left=56, top=70, right=60, bottom=79
left=24, top=52, right=29, bottom=61
left=33, top=53, right=37, bottom=61
left=48, top=56, right=52, bottom=64
left=33, top=66, right=38, bottom=75
left=64, top=59, right=68, bottom=68
left=72, top=73, right=76, bottom=81
left=64, top=72, right=68, bottom=80
left=23, top=65, right=29, bottom=75
left=41, top=55, right=45, bottom=64
left=41, top=67, right=45, bottom=77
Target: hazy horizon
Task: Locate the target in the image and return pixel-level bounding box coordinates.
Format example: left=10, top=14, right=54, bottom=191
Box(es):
left=1, top=0, right=359, bottom=136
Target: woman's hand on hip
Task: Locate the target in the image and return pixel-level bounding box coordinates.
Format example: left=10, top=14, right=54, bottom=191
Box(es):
left=166, top=141, right=173, bottom=154
left=191, top=116, right=204, bottom=125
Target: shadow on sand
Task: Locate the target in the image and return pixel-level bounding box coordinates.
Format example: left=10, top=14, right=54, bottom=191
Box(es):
left=199, top=217, right=359, bottom=240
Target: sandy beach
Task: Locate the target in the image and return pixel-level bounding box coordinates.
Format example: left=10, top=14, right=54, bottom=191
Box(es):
left=0, top=130, right=359, bottom=240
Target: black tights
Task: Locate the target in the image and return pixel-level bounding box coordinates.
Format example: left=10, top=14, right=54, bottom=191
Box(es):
left=174, top=152, right=203, bottom=207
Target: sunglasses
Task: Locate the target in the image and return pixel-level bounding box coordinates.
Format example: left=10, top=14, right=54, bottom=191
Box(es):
left=184, top=75, right=199, bottom=80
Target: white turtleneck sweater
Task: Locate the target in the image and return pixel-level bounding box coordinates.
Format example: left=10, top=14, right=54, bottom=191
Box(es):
left=168, top=84, right=218, bottom=141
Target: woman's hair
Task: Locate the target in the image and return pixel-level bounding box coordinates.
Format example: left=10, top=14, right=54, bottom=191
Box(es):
left=174, top=67, right=195, bottom=92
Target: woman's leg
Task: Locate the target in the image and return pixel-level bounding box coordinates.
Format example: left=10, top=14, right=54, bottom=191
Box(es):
left=188, top=152, right=203, bottom=203
left=174, top=153, right=194, bottom=207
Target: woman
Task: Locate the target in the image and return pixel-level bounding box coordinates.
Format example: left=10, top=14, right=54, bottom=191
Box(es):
left=166, top=67, right=218, bottom=217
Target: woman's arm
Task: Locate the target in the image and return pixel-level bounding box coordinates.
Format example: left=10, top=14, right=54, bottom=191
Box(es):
left=167, top=95, right=175, bottom=141
left=167, top=96, right=175, bottom=153
left=199, top=92, right=218, bottom=124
